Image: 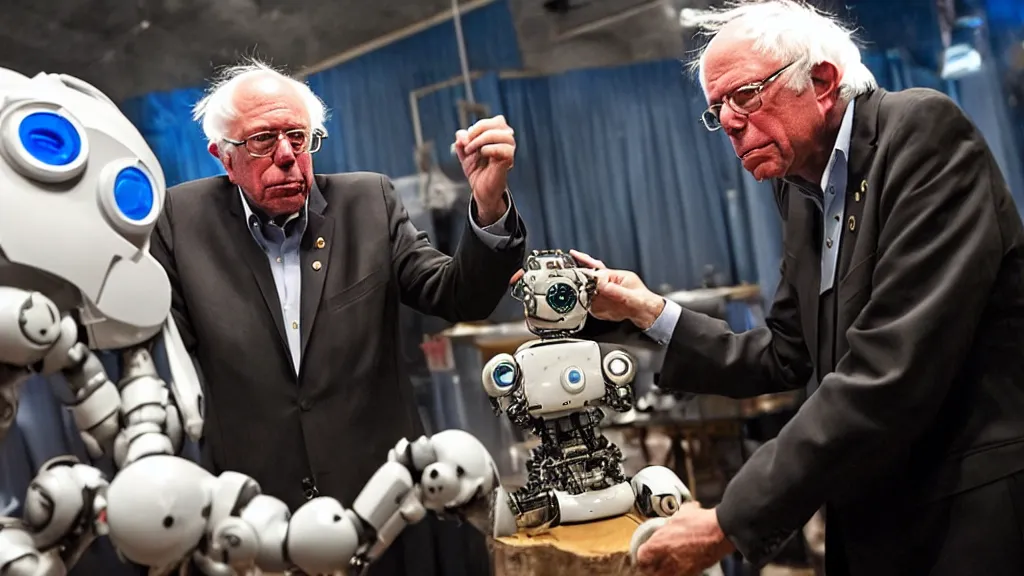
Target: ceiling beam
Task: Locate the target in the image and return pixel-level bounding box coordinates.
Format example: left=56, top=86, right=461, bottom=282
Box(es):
left=293, top=0, right=499, bottom=79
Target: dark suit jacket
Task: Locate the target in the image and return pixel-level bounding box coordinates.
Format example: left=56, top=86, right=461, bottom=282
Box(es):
left=654, top=88, right=1024, bottom=570
left=150, top=172, right=525, bottom=513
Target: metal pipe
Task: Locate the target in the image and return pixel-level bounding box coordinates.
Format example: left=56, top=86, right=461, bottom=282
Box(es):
left=294, top=0, right=499, bottom=79
left=452, top=0, right=476, bottom=106
left=410, top=91, right=425, bottom=148
left=553, top=0, right=663, bottom=43
left=410, top=71, right=487, bottom=150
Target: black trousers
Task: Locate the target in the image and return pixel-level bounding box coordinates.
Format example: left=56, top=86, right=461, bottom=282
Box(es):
left=362, top=514, right=492, bottom=576
left=826, top=469, right=1024, bottom=575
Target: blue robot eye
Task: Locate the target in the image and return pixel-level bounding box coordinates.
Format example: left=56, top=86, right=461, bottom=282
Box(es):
left=18, top=111, right=82, bottom=166
left=546, top=283, right=577, bottom=314
left=113, top=166, right=154, bottom=221
left=567, top=369, right=582, bottom=385
left=492, top=362, right=516, bottom=388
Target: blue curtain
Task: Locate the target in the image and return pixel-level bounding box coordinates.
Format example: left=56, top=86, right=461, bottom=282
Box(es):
left=303, top=1, right=522, bottom=178
left=119, top=87, right=226, bottom=187
left=498, top=61, right=741, bottom=293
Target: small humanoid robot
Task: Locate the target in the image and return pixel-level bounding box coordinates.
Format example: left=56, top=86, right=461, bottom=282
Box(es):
left=0, top=66, right=505, bottom=576
left=482, top=249, right=692, bottom=537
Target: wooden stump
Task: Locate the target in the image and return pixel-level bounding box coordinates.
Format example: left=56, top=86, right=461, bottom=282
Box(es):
left=491, top=513, right=645, bottom=576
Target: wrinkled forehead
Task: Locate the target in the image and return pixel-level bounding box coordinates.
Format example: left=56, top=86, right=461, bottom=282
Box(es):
left=701, top=33, right=783, bottom=102
left=230, top=74, right=310, bottom=134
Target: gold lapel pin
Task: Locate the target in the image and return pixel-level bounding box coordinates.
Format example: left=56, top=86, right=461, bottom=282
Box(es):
left=315, top=237, right=326, bottom=249
left=312, top=261, right=322, bottom=271
left=856, top=180, right=866, bottom=202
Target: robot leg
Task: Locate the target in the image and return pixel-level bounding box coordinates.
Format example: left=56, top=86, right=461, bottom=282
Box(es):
left=491, top=482, right=636, bottom=537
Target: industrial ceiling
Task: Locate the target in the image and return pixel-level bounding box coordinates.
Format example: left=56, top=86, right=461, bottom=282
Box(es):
left=0, top=0, right=487, bottom=101
left=0, top=0, right=947, bottom=103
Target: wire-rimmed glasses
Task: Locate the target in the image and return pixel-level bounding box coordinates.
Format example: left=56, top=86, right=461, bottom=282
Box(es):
left=701, top=62, right=795, bottom=131
left=224, top=127, right=327, bottom=157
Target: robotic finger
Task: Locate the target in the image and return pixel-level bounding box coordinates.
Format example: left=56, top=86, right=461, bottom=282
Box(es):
left=629, top=516, right=668, bottom=563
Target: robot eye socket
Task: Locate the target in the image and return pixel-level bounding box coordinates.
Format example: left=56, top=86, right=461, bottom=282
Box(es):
left=1, top=105, right=89, bottom=183
left=97, top=160, right=161, bottom=235
left=113, top=166, right=155, bottom=221
left=546, top=282, right=577, bottom=314
left=19, top=111, right=82, bottom=166
left=492, top=363, right=517, bottom=388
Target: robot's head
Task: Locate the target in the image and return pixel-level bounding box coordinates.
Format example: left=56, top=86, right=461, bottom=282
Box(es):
left=511, top=250, right=596, bottom=337
left=0, top=68, right=171, bottom=350
left=419, top=429, right=500, bottom=513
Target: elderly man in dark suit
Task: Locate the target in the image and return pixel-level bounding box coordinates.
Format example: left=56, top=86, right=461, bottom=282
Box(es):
left=573, top=1, right=1024, bottom=575
left=149, top=58, right=526, bottom=575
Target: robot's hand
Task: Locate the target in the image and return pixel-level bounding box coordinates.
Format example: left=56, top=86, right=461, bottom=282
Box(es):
left=631, top=465, right=691, bottom=518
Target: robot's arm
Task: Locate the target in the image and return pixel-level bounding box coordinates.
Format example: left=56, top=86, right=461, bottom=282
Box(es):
left=0, top=286, right=193, bottom=466
left=187, top=430, right=501, bottom=576
left=601, top=348, right=637, bottom=413
left=482, top=353, right=533, bottom=427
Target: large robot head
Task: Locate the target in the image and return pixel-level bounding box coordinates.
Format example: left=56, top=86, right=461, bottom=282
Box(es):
left=0, top=68, right=170, bottom=350
left=511, top=249, right=596, bottom=338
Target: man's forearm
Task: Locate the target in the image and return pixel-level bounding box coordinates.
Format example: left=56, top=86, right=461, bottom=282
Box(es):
left=654, top=304, right=811, bottom=399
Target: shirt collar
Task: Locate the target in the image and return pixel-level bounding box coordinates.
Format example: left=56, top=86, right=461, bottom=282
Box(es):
left=819, top=99, right=856, bottom=192
left=238, top=186, right=309, bottom=249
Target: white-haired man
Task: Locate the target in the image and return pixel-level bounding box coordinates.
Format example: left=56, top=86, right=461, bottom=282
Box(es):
left=574, top=1, right=1024, bottom=575
left=149, top=59, right=526, bottom=576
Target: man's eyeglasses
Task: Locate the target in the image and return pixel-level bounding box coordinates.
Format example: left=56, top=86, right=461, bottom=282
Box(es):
left=701, top=62, right=795, bottom=131
left=224, top=128, right=327, bottom=158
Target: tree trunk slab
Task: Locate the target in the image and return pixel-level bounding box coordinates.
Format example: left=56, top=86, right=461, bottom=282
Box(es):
left=492, top=514, right=644, bottom=576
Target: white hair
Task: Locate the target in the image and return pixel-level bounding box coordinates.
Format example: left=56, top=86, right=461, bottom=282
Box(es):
left=192, top=57, right=328, bottom=145
left=687, top=0, right=878, bottom=102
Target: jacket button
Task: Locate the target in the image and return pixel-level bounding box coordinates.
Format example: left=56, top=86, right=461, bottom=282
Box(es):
left=299, top=398, right=312, bottom=411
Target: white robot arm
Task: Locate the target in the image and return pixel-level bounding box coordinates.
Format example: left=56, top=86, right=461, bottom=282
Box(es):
left=100, top=429, right=502, bottom=576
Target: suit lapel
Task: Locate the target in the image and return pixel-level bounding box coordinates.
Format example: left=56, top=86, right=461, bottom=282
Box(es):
left=226, top=186, right=289, bottom=351
left=300, top=177, right=334, bottom=365
left=837, top=90, right=883, bottom=278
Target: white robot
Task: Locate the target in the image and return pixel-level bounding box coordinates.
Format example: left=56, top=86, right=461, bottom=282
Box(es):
left=0, top=66, right=506, bottom=576
left=482, top=249, right=693, bottom=538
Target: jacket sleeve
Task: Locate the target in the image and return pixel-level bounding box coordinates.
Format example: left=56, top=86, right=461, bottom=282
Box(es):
left=149, top=191, right=198, bottom=353
left=715, top=92, right=1007, bottom=565
left=384, top=176, right=527, bottom=321
left=657, top=188, right=815, bottom=398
